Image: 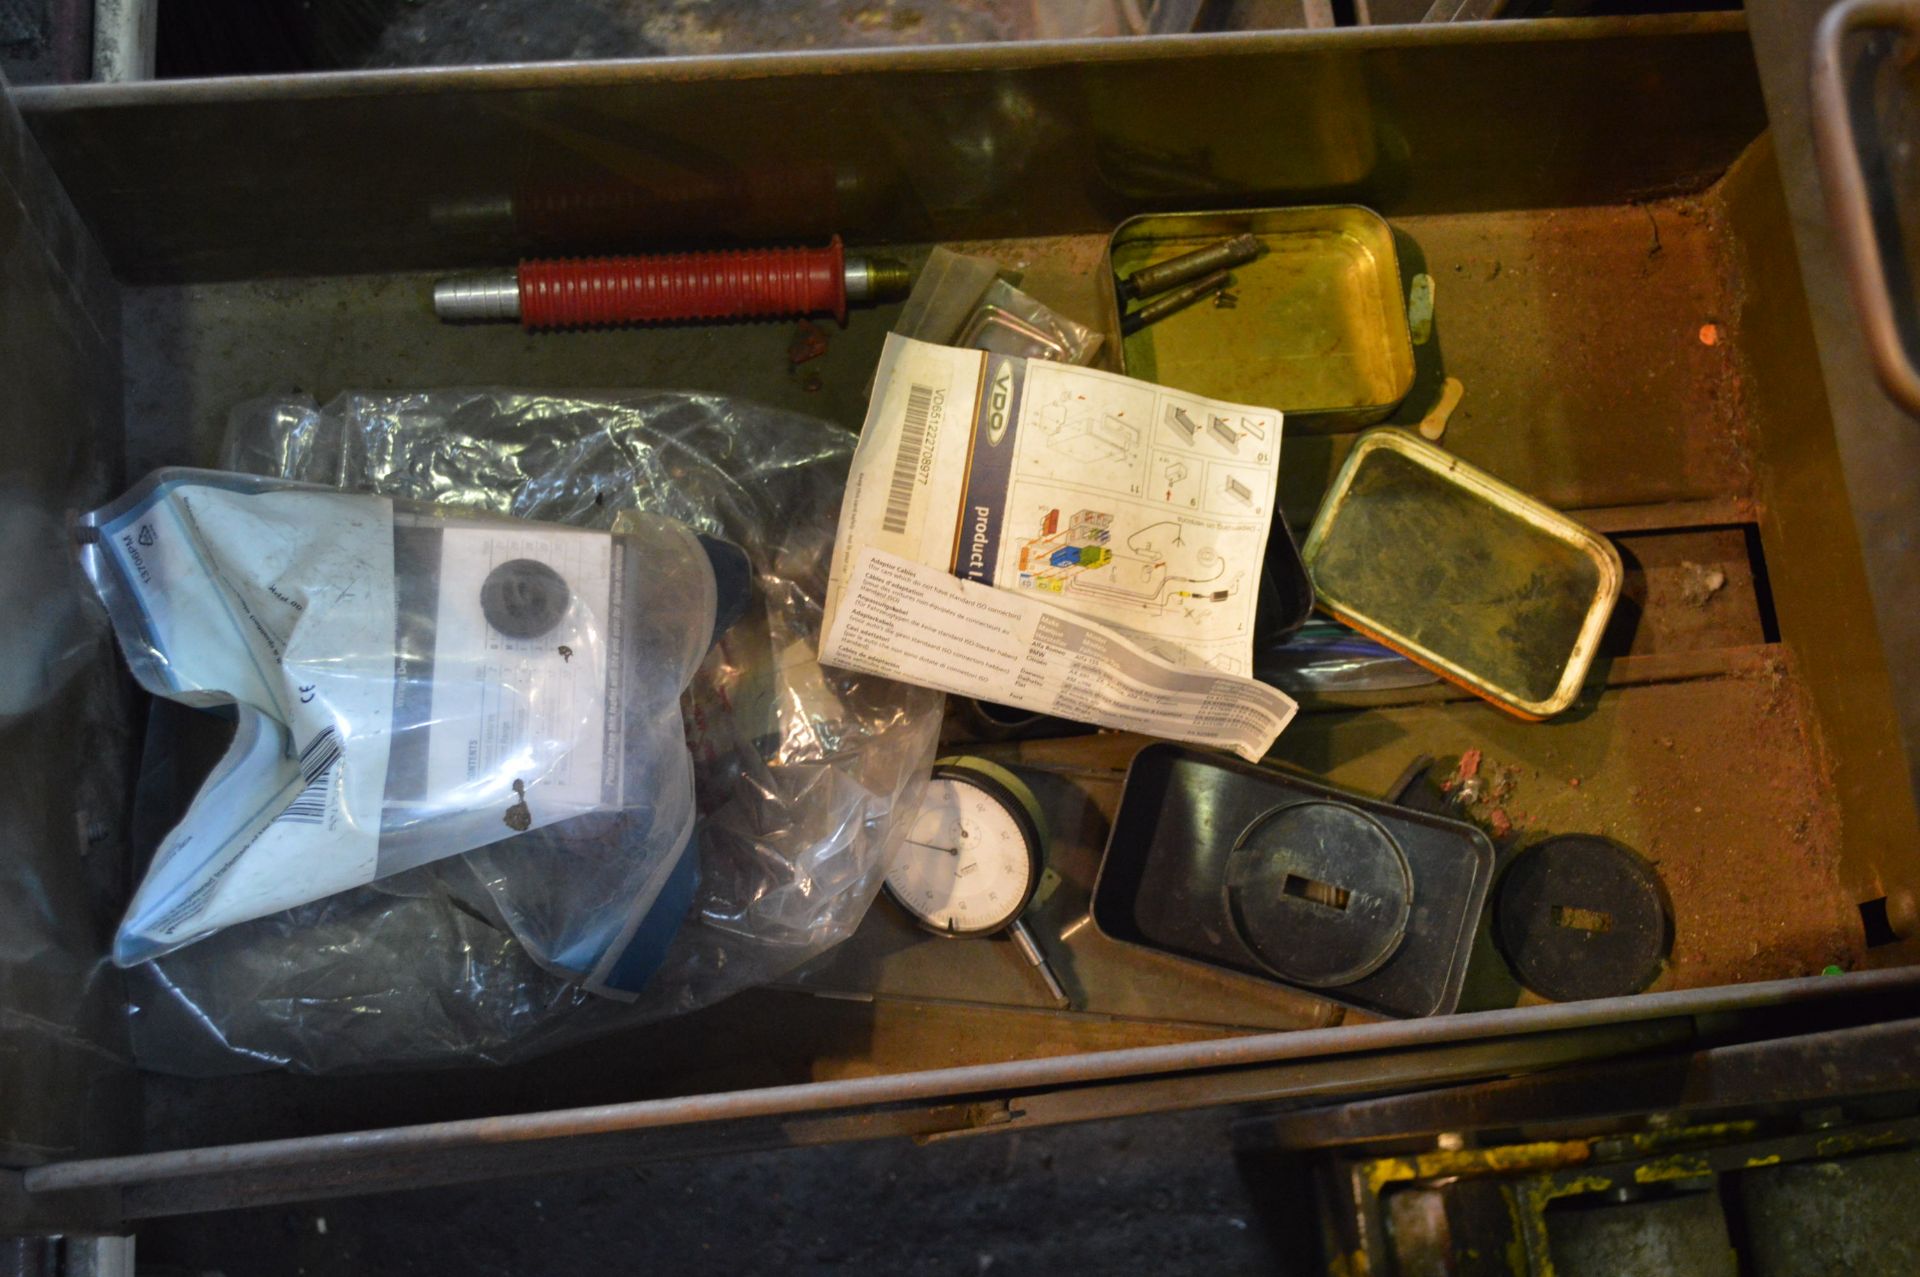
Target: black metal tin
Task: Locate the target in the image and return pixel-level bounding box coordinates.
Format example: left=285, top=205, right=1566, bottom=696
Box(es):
left=1091, top=743, right=1496, bottom=1017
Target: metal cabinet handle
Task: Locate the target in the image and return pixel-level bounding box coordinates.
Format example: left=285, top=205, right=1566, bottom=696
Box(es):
left=1811, top=0, right=1920, bottom=417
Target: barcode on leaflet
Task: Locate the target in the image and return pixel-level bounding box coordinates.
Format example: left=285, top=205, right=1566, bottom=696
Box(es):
left=277, top=726, right=342, bottom=825
left=880, top=384, right=935, bottom=536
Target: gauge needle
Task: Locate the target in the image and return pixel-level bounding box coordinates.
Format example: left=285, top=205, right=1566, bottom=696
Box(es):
left=908, top=839, right=961, bottom=855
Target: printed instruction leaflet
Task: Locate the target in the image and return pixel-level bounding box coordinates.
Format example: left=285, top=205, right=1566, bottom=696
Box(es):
left=821, top=334, right=1298, bottom=761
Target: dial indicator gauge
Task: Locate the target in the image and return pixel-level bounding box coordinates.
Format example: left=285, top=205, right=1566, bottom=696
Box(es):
left=885, top=762, right=1043, bottom=937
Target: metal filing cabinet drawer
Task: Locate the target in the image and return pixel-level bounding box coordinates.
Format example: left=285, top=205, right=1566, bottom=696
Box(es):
left=2, top=12, right=1917, bottom=1228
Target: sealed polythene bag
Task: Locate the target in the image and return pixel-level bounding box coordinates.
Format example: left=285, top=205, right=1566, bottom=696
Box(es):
left=81, top=469, right=727, bottom=996
left=102, top=393, right=940, bottom=1074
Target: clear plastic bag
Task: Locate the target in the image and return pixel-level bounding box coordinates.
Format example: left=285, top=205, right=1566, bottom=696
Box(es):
left=891, top=247, right=1103, bottom=365
left=890, top=246, right=1002, bottom=347
left=1255, top=617, right=1441, bottom=695
left=958, top=278, right=1103, bottom=365
left=126, top=392, right=941, bottom=1073
left=82, top=470, right=720, bottom=995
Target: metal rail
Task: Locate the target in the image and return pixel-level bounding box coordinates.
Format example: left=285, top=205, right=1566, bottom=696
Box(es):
left=24, top=969, right=1920, bottom=1201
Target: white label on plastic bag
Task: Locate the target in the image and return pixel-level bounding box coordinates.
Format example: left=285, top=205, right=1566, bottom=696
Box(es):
left=94, top=477, right=627, bottom=964
left=821, top=549, right=1295, bottom=762
left=419, top=526, right=617, bottom=820
left=96, top=482, right=397, bottom=955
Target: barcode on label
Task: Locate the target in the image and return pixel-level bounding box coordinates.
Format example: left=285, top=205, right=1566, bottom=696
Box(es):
left=880, top=383, right=935, bottom=536
left=277, top=726, right=342, bottom=825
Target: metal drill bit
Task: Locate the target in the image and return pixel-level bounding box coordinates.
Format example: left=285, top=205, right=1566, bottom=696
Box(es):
left=1120, top=269, right=1234, bottom=336
left=1119, top=233, right=1263, bottom=301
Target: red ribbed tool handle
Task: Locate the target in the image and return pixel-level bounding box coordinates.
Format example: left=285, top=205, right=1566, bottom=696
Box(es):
left=518, top=236, right=848, bottom=330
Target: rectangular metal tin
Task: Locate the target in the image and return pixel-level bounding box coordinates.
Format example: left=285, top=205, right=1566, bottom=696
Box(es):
left=1301, top=429, right=1625, bottom=719
left=1091, top=743, right=1496, bottom=1018
left=1107, top=206, right=1417, bottom=431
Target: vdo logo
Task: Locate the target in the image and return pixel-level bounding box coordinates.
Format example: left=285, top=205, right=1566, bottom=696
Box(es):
left=985, top=362, right=1014, bottom=446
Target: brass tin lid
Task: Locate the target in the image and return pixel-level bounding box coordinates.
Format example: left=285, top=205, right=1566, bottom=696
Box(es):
left=1301, top=429, right=1623, bottom=719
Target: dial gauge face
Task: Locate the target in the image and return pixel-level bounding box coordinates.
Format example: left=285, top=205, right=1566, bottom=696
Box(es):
left=885, top=771, right=1039, bottom=936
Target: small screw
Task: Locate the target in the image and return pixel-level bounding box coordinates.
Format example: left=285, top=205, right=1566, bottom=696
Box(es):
left=1213, top=290, right=1240, bottom=309
left=75, top=811, right=110, bottom=850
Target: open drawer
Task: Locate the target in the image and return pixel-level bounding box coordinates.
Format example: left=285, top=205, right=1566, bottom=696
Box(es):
left=3, top=12, right=1918, bottom=1227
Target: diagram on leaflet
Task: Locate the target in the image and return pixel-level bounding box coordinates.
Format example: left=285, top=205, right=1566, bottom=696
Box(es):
left=1014, top=508, right=1243, bottom=621
left=1017, top=380, right=1154, bottom=491
left=1034, top=393, right=1141, bottom=481
left=1161, top=401, right=1272, bottom=464
left=988, top=367, right=1279, bottom=671
left=1207, top=462, right=1271, bottom=517
left=1152, top=448, right=1201, bottom=509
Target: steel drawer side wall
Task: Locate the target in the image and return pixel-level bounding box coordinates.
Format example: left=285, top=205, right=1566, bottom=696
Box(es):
left=0, top=72, right=136, bottom=1171
left=1746, top=0, right=1920, bottom=876
left=1715, top=134, right=1920, bottom=948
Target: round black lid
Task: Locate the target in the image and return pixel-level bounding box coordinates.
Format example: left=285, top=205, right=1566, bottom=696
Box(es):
left=1494, top=834, right=1673, bottom=1002
left=1225, top=800, right=1413, bottom=988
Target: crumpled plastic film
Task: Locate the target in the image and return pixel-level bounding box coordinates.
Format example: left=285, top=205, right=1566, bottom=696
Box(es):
left=126, top=390, right=941, bottom=1073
